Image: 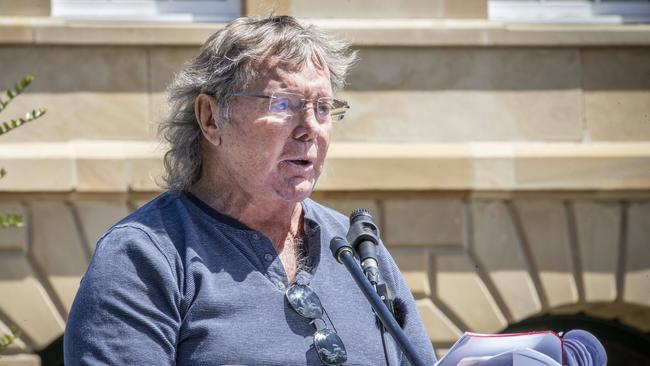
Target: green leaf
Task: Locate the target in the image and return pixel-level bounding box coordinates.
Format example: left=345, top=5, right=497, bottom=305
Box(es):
left=0, top=214, right=23, bottom=228
left=0, top=326, right=18, bottom=353
left=21, top=75, right=34, bottom=88
left=0, top=75, right=38, bottom=116
left=0, top=168, right=6, bottom=179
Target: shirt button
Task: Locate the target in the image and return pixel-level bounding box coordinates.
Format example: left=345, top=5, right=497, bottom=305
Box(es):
left=277, top=281, right=285, bottom=290
left=251, top=233, right=260, bottom=240
left=264, top=253, right=274, bottom=262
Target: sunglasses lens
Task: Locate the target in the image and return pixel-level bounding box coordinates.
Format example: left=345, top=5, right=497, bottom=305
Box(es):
left=286, top=284, right=323, bottom=319
left=314, top=329, right=348, bottom=365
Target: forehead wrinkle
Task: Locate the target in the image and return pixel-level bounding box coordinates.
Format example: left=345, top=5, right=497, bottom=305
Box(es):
left=251, top=58, right=331, bottom=95
left=274, top=66, right=332, bottom=98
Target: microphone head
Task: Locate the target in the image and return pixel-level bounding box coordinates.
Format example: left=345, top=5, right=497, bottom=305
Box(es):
left=350, top=208, right=373, bottom=224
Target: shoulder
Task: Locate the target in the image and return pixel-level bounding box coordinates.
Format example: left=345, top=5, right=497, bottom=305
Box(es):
left=94, top=191, right=187, bottom=272
left=109, top=191, right=181, bottom=234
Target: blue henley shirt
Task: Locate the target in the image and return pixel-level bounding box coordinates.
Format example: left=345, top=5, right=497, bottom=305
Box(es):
left=64, top=191, right=437, bottom=365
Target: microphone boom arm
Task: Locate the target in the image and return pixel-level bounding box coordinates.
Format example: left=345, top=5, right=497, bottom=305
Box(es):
left=330, top=237, right=429, bottom=366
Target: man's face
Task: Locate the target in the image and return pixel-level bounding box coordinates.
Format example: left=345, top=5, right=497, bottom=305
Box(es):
left=214, top=60, right=333, bottom=203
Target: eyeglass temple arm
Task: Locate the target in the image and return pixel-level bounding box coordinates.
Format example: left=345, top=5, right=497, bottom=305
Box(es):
left=231, top=92, right=274, bottom=99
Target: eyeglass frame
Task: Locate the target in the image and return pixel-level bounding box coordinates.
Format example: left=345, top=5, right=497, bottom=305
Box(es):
left=232, top=91, right=350, bottom=122
left=285, top=283, right=348, bottom=365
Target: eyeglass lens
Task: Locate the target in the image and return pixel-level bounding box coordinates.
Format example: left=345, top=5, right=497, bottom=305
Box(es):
left=269, top=92, right=347, bottom=122
left=286, top=284, right=348, bottom=365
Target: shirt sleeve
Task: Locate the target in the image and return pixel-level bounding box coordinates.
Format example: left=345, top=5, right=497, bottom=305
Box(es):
left=64, top=225, right=181, bottom=366
left=378, top=244, right=438, bottom=366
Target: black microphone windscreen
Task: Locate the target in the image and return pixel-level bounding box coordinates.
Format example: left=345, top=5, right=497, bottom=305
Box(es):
left=393, top=297, right=408, bottom=329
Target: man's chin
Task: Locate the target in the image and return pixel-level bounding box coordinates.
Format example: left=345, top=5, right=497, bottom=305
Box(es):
left=275, top=178, right=315, bottom=202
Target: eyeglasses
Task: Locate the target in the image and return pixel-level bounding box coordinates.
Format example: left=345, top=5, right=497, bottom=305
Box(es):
left=233, top=91, right=349, bottom=122
left=285, top=283, right=348, bottom=365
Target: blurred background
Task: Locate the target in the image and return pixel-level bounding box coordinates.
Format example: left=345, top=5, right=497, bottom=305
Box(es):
left=0, top=0, right=649, bottom=365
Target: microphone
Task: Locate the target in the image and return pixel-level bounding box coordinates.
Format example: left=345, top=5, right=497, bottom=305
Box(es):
left=562, top=329, right=607, bottom=366
left=347, top=208, right=381, bottom=285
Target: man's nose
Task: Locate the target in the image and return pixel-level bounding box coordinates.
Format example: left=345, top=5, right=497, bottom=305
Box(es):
left=293, top=103, right=320, bottom=141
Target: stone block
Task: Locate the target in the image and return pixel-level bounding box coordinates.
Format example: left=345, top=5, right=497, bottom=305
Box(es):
left=434, top=253, right=507, bottom=333
left=0, top=203, right=27, bottom=252
left=314, top=197, right=379, bottom=221
left=573, top=202, right=621, bottom=302
left=472, top=201, right=542, bottom=321
left=583, top=49, right=650, bottom=141
left=0, top=354, right=41, bottom=366
left=383, top=199, right=465, bottom=248
left=0, top=255, right=65, bottom=350
left=339, top=48, right=582, bottom=142
left=624, top=202, right=650, bottom=306
left=291, top=0, right=444, bottom=18
left=319, top=143, right=473, bottom=190
left=0, top=0, right=49, bottom=16
left=416, top=299, right=462, bottom=344
left=33, top=22, right=217, bottom=46
left=585, top=91, right=650, bottom=141
left=149, top=47, right=200, bottom=127
left=74, top=201, right=129, bottom=254
left=334, top=90, right=582, bottom=143
left=514, top=143, right=650, bottom=190
left=0, top=18, right=32, bottom=43
left=30, top=202, right=88, bottom=313
left=442, top=0, right=487, bottom=19
left=127, top=148, right=166, bottom=192
left=0, top=46, right=150, bottom=142
left=391, top=250, right=432, bottom=298
left=471, top=144, right=515, bottom=189
left=0, top=143, right=74, bottom=191
left=73, top=141, right=129, bottom=192
left=76, top=158, right=128, bottom=192
left=514, top=201, right=578, bottom=308
left=243, top=0, right=292, bottom=17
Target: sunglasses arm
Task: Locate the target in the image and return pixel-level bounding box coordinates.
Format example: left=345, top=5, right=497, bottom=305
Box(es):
left=330, top=237, right=430, bottom=366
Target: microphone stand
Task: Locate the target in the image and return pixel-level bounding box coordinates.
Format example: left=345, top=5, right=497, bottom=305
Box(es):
left=330, top=237, right=429, bottom=366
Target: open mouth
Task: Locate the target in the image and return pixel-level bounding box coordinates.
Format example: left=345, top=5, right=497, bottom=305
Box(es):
left=287, top=159, right=312, bottom=166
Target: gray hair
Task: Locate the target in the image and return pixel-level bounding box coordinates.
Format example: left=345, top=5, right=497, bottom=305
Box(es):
left=159, top=15, right=359, bottom=192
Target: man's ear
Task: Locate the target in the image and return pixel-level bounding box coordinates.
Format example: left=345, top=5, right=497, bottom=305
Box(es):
left=195, top=93, right=222, bottom=146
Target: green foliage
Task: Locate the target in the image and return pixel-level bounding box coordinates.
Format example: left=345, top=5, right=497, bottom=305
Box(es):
left=0, top=214, right=23, bottom=229
left=0, top=76, right=44, bottom=352
left=0, top=75, right=34, bottom=113
left=0, top=327, right=18, bottom=353
left=0, top=75, right=47, bottom=136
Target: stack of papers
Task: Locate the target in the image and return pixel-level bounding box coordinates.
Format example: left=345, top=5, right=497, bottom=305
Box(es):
left=435, top=331, right=563, bottom=366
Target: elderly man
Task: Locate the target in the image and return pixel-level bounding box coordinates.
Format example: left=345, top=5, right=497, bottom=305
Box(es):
left=65, top=15, right=437, bottom=365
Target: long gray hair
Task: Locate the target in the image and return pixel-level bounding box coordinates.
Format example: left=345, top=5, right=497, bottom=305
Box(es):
left=159, top=15, right=358, bottom=192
